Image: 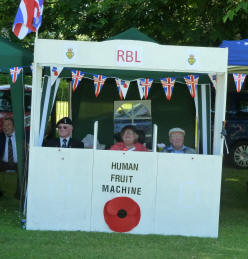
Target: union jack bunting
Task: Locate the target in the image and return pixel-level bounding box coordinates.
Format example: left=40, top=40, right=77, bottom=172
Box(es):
left=233, top=73, right=246, bottom=93
left=208, top=73, right=217, bottom=88
left=184, top=75, right=199, bottom=98
left=115, top=79, right=130, bottom=99
left=72, top=70, right=84, bottom=92
left=137, top=78, right=153, bottom=100
left=51, top=66, right=58, bottom=76
left=115, top=79, right=124, bottom=99
left=12, top=0, right=44, bottom=39
left=9, top=67, right=23, bottom=83
left=160, top=77, right=176, bottom=101
left=93, top=75, right=107, bottom=97
left=50, top=66, right=63, bottom=86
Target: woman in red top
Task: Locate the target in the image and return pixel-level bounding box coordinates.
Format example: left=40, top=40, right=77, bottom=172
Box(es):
left=110, top=125, right=148, bottom=152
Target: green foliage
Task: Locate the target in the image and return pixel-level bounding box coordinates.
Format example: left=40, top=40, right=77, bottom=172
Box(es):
left=223, top=0, right=248, bottom=22
left=0, top=74, right=10, bottom=85
left=56, top=79, right=69, bottom=101
left=1, top=167, right=248, bottom=258
left=0, top=0, right=248, bottom=50
left=0, top=74, right=32, bottom=86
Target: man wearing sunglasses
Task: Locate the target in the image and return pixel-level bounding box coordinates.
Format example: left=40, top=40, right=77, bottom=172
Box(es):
left=44, top=117, right=84, bottom=148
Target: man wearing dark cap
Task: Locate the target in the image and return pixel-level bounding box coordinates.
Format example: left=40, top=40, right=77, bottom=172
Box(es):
left=44, top=117, right=84, bottom=148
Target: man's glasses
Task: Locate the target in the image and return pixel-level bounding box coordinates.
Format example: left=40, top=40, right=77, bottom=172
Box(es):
left=58, top=126, right=68, bottom=129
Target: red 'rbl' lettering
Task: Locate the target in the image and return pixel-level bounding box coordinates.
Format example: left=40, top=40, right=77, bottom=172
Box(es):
left=117, top=49, right=141, bottom=64
left=117, top=50, right=125, bottom=62
left=126, top=51, right=133, bottom=62
left=135, top=51, right=141, bottom=63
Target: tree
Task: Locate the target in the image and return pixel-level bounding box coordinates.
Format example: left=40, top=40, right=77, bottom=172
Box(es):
left=223, top=0, right=248, bottom=22
left=0, top=0, right=247, bottom=49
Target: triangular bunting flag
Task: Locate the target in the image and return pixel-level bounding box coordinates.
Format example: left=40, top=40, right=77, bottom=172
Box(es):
left=136, top=80, right=144, bottom=99
left=9, top=67, right=23, bottom=83
left=233, top=73, right=246, bottom=93
left=93, top=75, right=107, bottom=97
left=160, top=77, right=176, bottom=101
left=208, top=73, right=217, bottom=88
left=50, top=66, right=63, bottom=86
left=115, top=79, right=124, bottom=99
left=115, top=79, right=130, bottom=99
left=137, top=78, right=153, bottom=100
left=72, top=70, right=85, bottom=92
left=184, top=75, right=199, bottom=98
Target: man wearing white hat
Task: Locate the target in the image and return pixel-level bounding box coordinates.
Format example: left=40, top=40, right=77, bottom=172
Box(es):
left=163, top=127, right=196, bottom=154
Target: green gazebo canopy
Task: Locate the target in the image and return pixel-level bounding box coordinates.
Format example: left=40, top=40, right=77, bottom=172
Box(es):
left=0, top=37, right=33, bottom=202
left=0, top=38, right=33, bottom=72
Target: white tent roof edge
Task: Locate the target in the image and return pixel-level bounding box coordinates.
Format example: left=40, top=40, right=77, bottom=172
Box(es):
left=34, top=38, right=228, bottom=74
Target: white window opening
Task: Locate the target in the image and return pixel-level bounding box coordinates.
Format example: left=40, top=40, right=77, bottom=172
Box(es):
left=114, top=100, right=152, bottom=148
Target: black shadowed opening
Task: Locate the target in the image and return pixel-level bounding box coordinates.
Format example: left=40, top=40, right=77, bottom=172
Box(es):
left=117, top=209, right=127, bottom=218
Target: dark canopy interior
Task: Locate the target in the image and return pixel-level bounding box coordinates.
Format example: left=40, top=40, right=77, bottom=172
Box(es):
left=72, top=78, right=196, bottom=149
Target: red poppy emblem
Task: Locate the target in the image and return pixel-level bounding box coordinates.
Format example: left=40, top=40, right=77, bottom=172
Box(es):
left=104, top=197, right=141, bottom=232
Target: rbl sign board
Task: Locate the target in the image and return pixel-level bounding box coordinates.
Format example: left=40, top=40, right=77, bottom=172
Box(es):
left=116, top=47, right=143, bottom=66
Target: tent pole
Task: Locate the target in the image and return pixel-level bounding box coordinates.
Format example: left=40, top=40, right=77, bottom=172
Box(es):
left=93, top=121, right=99, bottom=149
left=30, top=62, right=43, bottom=147
left=213, top=72, right=228, bottom=155
left=152, top=124, right=158, bottom=152
left=69, top=81, right=72, bottom=119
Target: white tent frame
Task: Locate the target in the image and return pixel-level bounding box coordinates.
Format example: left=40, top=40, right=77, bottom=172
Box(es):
left=27, top=38, right=228, bottom=237
left=30, top=39, right=227, bottom=153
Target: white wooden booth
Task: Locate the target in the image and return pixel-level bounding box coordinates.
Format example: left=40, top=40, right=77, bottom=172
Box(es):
left=27, top=38, right=228, bottom=237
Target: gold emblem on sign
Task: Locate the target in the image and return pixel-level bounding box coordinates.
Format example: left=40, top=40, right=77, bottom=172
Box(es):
left=66, top=48, right=74, bottom=59
left=188, top=54, right=196, bottom=65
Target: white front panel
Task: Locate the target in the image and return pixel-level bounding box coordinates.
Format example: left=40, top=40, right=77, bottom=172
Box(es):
left=35, top=39, right=228, bottom=73
left=91, top=150, right=157, bottom=234
left=26, top=148, right=223, bottom=237
left=26, top=147, right=93, bottom=231
left=155, top=153, right=222, bottom=237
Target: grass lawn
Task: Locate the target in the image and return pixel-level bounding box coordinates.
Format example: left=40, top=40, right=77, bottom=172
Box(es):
left=1, top=166, right=248, bottom=259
